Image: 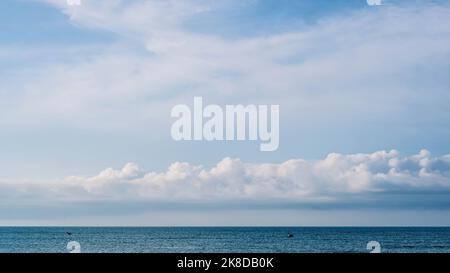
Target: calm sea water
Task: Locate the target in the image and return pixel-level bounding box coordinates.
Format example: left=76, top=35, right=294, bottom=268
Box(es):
left=0, top=227, right=449, bottom=253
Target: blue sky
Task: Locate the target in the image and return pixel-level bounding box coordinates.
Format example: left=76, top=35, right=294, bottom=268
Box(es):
left=1, top=0, right=450, bottom=225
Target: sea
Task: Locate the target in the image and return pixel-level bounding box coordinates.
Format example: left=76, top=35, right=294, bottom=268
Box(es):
left=0, top=227, right=449, bottom=253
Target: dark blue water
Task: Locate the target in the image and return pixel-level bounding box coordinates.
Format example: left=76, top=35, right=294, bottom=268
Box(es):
left=0, top=227, right=449, bottom=253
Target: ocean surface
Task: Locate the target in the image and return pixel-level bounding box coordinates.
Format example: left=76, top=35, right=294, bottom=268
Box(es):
left=0, top=227, right=449, bottom=253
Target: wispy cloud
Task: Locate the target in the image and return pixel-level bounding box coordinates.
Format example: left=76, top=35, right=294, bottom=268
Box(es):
left=5, top=1, right=450, bottom=133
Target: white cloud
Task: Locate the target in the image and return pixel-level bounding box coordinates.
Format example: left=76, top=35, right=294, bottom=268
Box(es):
left=3, top=1, right=450, bottom=133
left=2, top=150, right=450, bottom=203
left=1, top=1, right=450, bottom=203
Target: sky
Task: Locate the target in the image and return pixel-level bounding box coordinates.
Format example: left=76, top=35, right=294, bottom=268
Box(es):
left=1, top=0, right=450, bottom=225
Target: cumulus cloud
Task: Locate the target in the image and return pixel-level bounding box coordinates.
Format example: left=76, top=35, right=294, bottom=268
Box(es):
left=2, top=150, right=450, bottom=205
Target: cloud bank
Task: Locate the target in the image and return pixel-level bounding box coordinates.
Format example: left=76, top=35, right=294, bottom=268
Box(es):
left=2, top=150, right=450, bottom=207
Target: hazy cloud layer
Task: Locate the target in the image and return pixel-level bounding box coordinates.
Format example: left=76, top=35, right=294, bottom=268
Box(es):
left=4, top=1, right=450, bottom=132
